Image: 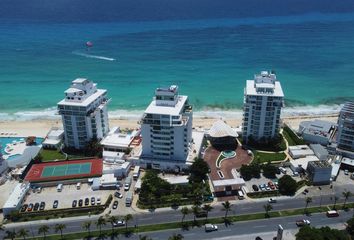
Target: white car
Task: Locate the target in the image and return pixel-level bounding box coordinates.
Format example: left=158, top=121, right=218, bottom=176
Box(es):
left=268, top=198, right=277, bottom=203
left=96, top=197, right=101, bottom=205
left=113, top=220, right=125, bottom=227
left=344, top=169, right=349, bottom=175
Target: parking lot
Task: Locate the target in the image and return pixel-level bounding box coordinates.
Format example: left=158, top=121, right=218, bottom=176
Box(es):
left=23, top=183, right=112, bottom=211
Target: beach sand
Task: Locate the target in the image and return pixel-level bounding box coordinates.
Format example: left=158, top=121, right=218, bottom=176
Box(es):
left=0, top=114, right=339, bottom=138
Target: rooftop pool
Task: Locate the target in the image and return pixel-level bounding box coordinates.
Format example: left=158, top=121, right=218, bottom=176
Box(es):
left=0, top=137, right=43, bottom=156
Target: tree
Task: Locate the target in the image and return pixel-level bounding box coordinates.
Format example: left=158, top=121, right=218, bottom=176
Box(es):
left=304, top=197, right=312, bottom=213
left=263, top=203, right=273, bottom=218
left=96, top=216, right=106, bottom=236
left=222, top=201, right=232, bottom=219
left=180, top=207, right=190, bottom=224
left=54, top=224, right=66, bottom=239
left=333, top=196, right=339, bottom=210
left=262, top=163, right=277, bottom=179
left=296, top=225, right=347, bottom=240
left=342, top=191, right=352, bottom=209
left=38, top=225, right=50, bottom=240
left=240, top=163, right=261, bottom=181
left=82, top=221, right=92, bottom=237
left=202, top=204, right=213, bottom=221
left=5, top=230, right=16, bottom=240
left=108, top=215, right=118, bottom=238
left=347, top=217, right=354, bottom=234
left=191, top=205, right=200, bottom=222
left=17, top=229, right=29, bottom=240
left=278, top=175, right=297, bottom=196
left=124, top=214, right=133, bottom=231
left=189, top=158, right=209, bottom=184
left=168, top=233, right=184, bottom=240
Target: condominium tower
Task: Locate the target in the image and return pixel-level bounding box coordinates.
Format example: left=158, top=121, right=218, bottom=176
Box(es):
left=242, top=71, right=284, bottom=142
left=58, top=78, right=109, bottom=149
left=337, top=102, right=354, bottom=152
left=140, top=85, right=193, bottom=169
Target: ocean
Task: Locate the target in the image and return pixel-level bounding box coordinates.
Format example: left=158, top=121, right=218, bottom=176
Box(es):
left=0, top=5, right=354, bottom=120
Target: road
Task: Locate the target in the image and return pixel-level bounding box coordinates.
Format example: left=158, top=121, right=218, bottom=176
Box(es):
left=1, top=192, right=353, bottom=239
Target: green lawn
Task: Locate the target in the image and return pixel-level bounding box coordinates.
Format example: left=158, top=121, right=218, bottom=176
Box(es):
left=253, top=151, right=287, bottom=163
left=40, top=149, right=66, bottom=162
left=282, top=126, right=305, bottom=145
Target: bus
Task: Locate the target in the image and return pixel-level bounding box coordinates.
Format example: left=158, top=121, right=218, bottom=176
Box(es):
left=133, top=166, right=140, bottom=180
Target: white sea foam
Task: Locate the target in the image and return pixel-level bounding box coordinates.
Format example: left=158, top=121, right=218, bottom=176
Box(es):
left=72, top=51, right=116, bottom=61
left=0, top=104, right=342, bottom=122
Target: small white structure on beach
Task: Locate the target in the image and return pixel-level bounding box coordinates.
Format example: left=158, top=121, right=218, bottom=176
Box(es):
left=42, top=128, right=64, bottom=149
left=3, top=182, right=30, bottom=216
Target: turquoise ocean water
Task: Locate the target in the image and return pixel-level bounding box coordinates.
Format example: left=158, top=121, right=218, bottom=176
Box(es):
left=0, top=12, right=354, bottom=120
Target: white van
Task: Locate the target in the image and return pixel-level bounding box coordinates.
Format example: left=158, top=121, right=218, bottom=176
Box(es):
left=76, top=182, right=81, bottom=190
left=57, top=184, right=63, bottom=192
left=238, top=190, right=244, bottom=200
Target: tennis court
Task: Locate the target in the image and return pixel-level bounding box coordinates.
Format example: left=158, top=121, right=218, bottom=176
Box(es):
left=41, top=162, right=92, bottom=178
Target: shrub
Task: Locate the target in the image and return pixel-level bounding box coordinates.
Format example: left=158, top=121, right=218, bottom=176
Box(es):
left=278, top=175, right=297, bottom=196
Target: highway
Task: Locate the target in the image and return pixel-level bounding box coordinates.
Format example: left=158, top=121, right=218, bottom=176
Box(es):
left=1, top=192, right=353, bottom=239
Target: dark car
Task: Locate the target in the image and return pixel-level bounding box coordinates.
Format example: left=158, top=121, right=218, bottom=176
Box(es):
left=53, top=200, right=59, bottom=209
left=196, top=211, right=207, bottom=218
left=114, top=191, right=123, bottom=198
left=20, top=204, right=28, bottom=212
left=78, top=199, right=83, bottom=207
left=27, top=203, right=34, bottom=212
left=34, top=202, right=40, bottom=211
left=72, top=200, right=77, bottom=208
left=252, top=184, right=259, bottom=191
left=85, top=198, right=90, bottom=206
left=112, top=200, right=118, bottom=209
left=39, top=202, right=45, bottom=211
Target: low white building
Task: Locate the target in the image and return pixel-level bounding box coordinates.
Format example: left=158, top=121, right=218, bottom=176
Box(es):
left=91, top=173, right=118, bottom=190
left=289, top=155, right=319, bottom=173
left=3, top=183, right=30, bottom=216
left=310, top=144, right=329, bottom=161
left=289, top=145, right=314, bottom=159
left=103, top=161, right=131, bottom=179
left=42, top=128, right=64, bottom=149
left=298, top=120, right=336, bottom=145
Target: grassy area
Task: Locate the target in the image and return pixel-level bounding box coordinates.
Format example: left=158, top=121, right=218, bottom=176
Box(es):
left=247, top=190, right=280, bottom=198
left=40, top=149, right=66, bottom=162
left=253, top=151, right=287, bottom=163
left=23, top=203, right=354, bottom=240
left=282, top=126, right=305, bottom=145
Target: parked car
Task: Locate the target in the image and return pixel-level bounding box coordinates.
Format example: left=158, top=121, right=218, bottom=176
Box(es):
left=53, top=200, right=59, bottom=209
left=113, top=220, right=125, bottom=227
left=27, top=203, right=34, bottom=212
left=78, top=199, right=83, bottom=207
left=268, top=181, right=275, bottom=190
left=37, top=187, right=42, bottom=193
left=205, top=223, right=218, bottom=232
left=268, top=198, right=277, bottom=203
left=91, top=197, right=95, bottom=205
left=97, top=197, right=101, bottom=205
left=72, top=200, right=77, bottom=208
left=345, top=169, right=349, bottom=175
left=115, top=191, right=123, bottom=198
left=85, top=198, right=90, bottom=206
left=20, top=204, right=28, bottom=212
left=252, top=184, right=259, bottom=191
left=34, top=202, right=40, bottom=211
left=274, top=182, right=279, bottom=189
left=39, top=202, right=45, bottom=211
left=296, top=219, right=310, bottom=227
left=327, top=210, right=339, bottom=217
left=266, top=186, right=271, bottom=191
left=112, top=200, right=118, bottom=209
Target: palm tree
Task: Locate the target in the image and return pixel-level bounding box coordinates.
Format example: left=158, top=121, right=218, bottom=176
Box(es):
left=123, top=214, right=133, bottom=231
left=5, top=230, right=16, bottom=240
left=263, top=203, right=273, bottom=218
left=222, top=201, right=232, bottom=219
left=82, top=221, right=92, bottom=237
left=17, top=228, right=29, bottom=240
left=202, top=204, right=213, bottom=221
left=333, top=196, right=339, bottom=210
left=38, top=225, right=50, bottom=240
left=180, top=207, right=190, bottom=224
left=191, top=205, right=200, bottom=223
left=305, top=197, right=312, bottom=213
left=54, top=224, right=66, bottom=239
left=168, top=233, right=184, bottom=240
left=108, top=215, right=118, bottom=238
left=96, top=216, right=106, bottom=236
left=343, top=191, right=352, bottom=209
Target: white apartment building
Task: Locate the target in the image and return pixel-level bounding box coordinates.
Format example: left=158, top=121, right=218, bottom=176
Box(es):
left=58, top=78, right=109, bottom=149
left=337, top=102, right=354, bottom=156
left=242, top=71, right=284, bottom=142
left=140, top=85, right=193, bottom=170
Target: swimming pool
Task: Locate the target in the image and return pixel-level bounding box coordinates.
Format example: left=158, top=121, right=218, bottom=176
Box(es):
left=0, top=137, right=44, bottom=155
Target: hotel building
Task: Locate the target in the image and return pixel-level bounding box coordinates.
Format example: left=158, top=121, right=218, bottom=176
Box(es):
left=337, top=102, right=354, bottom=156
left=242, top=71, right=284, bottom=142
left=58, top=78, right=109, bottom=149
left=140, top=85, right=193, bottom=170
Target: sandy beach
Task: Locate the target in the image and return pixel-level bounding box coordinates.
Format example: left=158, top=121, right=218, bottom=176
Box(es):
left=0, top=114, right=339, bottom=138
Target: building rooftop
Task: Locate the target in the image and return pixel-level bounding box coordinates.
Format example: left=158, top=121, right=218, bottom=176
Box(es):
left=3, top=183, right=30, bottom=209
left=208, top=120, right=238, bottom=138
left=245, top=79, right=284, bottom=97
left=212, top=178, right=245, bottom=187
left=342, top=157, right=354, bottom=167
left=299, top=120, right=336, bottom=138
left=310, top=144, right=329, bottom=158
left=289, top=145, right=314, bottom=159
left=308, top=160, right=331, bottom=168
left=144, top=95, right=188, bottom=116
left=100, top=127, right=140, bottom=148
left=58, top=88, right=107, bottom=107
left=290, top=155, right=319, bottom=170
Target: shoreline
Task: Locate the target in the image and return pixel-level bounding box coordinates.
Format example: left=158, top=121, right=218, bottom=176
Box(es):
left=0, top=113, right=339, bottom=138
